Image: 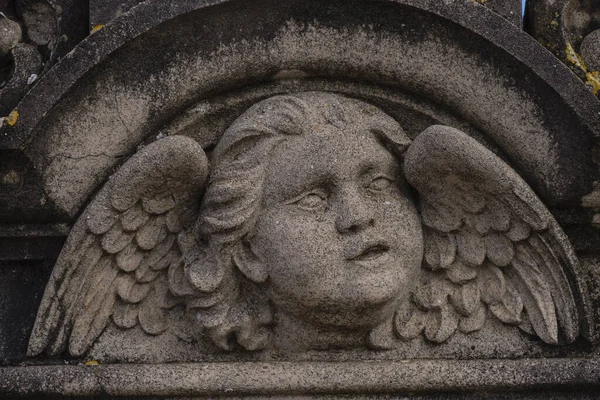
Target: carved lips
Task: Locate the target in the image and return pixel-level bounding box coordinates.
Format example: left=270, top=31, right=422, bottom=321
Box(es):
left=346, top=240, right=391, bottom=266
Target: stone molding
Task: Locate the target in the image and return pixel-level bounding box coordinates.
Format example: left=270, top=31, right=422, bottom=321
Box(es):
left=2, top=359, right=600, bottom=397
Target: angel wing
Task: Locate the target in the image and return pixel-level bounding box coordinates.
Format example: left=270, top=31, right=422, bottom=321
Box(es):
left=397, top=125, right=590, bottom=345
left=28, top=136, right=210, bottom=357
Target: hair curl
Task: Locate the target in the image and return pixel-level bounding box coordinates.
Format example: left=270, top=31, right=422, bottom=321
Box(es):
left=192, top=91, right=411, bottom=351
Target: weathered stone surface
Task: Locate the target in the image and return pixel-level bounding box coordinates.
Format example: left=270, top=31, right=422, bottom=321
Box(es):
left=525, top=0, right=600, bottom=96
left=483, top=0, right=522, bottom=26
left=581, top=29, right=600, bottom=71
left=1, top=0, right=600, bottom=397
left=89, top=0, right=143, bottom=29
left=0, top=0, right=88, bottom=119
left=1, top=359, right=600, bottom=397
left=29, top=92, right=590, bottom=363
left=0, top=261, right=53, bottom=364
left=0, top=17, right=22, bottom=55
left=0, top=43, right=41, bottom=116
left=16, top=0, right=59, bottom=47
left=2, top=0, right=597, bottom=216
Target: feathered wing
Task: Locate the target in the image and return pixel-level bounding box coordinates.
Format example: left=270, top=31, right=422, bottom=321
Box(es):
left=28, top=136, right=209, bottom=357
left=398, top=125, right=590, bottom=345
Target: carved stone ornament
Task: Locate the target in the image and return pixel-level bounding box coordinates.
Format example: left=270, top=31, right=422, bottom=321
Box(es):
left=27, top=92, right=585, bottom=360
left=4, top=0, right=600, bottom=396
left=526, top=0, right=600, bottom=96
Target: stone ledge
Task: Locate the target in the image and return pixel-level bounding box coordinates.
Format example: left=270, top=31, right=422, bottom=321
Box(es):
left=1, top=359, right=600, bottom=397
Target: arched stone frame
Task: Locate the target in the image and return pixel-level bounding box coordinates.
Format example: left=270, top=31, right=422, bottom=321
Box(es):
left=2, top=0, right=600, bottom=396
left=0, top=0, right=597, bottom=218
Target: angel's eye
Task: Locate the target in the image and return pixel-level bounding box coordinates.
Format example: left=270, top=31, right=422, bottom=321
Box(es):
left=293, top=192, right=327, bottom=210
left=368, top=176, right=393, bottom=192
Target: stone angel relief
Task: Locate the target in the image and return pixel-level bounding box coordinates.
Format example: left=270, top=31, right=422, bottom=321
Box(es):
left=28, top=92, right=585, bottom=358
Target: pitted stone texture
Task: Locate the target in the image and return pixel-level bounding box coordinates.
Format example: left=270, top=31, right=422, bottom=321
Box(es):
left=2, top=360, right=600, bottom=397
left=0, top=1, right=598, bottom=392
left=0, top=43, right=41, bottom=116
left=5, top=0, right=597, bottom=221
left=483, top=0, right=522, bottom=26
left=525, top=0, right=600, bottom=95
left=16, top=0, right=59, bottom=47
left=89, top=0, right=144, bottom=29
left=0, top=0, right=88, bottom=117
left=0, top=17, right=22, bottom=55
left=27, top=94, right=588, bottom=362
left=582, top=29, right=600, bottom=72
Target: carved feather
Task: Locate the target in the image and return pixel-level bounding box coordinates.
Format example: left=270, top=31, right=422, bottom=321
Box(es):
left=70, top=258, right=119, bottom=356
left=120, top=203, right=150, bottom=232
left=423, top=228, right=456, bottom=270
left=166, top=210, right=183, bottom=233
left=113, top=302, right=139, bottom=329
left=138, top=286, right=168, bottom=335
left=506, top=218, right=531, bottom=242
left=484, top=233, right=514, bottom=267
left=86, top=203, right=119, bottom=235
left=488, top=280, right=523, bottom=325
left=413, top=274, right=450, bottom=310
left=115, top=241, right=144, bottom=272
left=446, top=260, right=477, bottom=284
left=478, top=262, right=506, bottom=305
left=465, top=211, right=494, bottom=235
left=101, top=223, right=134, bottom=254
left=168, top=259, right=198, bottom=297
left=485, top=197, right=511, bottom=232
left=458, top=302, right=486, bottom=334
left=142, top=192, right=177, bottom=214
left=424, top=304, right=459, bottom=343
left=135, top=260, right=161, bottom=283
left=117, top=274, right=150, bottom=303
left=403, top=125, right=586, bottom=345
left=450, top=280, right=480, bottom=316
left=509, top=255, right=558, bottom=344
left=421, top=202, right=462, bottom=232
left=136, top=215, right=168, bottom=250
left=27, top=136, right=209, bottom=357
left=394, top=304, right=426, bottom=340
left=529, top=233, right=579, bottom=342
left=456, top=229, right=486, bottom=266
left=143, top=235, right=176, bottom=269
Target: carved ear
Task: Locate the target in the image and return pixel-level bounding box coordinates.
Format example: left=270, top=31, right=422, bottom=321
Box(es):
left=233, top=239, right=268, bottom=283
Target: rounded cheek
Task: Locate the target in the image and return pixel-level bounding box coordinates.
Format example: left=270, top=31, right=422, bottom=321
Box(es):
left=253, top=211, right=340, bottom=294
left=252, top=197, right=423, bottom=313
left=380, top=199, right=423, bottom=284
left=398, top=206, right=424, bottom=271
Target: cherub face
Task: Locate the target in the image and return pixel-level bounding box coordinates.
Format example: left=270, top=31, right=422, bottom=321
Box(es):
left=248, top=124, right=424, bottom=330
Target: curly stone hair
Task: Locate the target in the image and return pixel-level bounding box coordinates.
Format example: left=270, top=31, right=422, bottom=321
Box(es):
left=193, top=91, right=411, bottom=351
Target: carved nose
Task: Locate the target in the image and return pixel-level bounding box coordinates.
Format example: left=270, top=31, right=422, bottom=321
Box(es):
left=335, top=189, right=375, bottom=233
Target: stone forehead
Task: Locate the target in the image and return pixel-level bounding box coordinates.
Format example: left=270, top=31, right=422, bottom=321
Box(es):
left=263, top=127, right=399, bottom=189
left=210, top=92, right=410, bottom=171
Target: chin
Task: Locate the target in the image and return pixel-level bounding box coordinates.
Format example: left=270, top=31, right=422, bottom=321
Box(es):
left=352, top=272, right=410, bottom=304
left=306, top=291, right=403, bottom=331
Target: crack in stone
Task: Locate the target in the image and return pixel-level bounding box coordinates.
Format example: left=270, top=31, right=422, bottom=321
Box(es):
left=50, top=152, right=125, bottom=162
left=109, top=85, right=135, bottom=139
left=91, top=366, right=109, bottom=397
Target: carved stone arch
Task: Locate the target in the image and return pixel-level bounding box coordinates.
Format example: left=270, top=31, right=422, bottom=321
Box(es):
left=3, top=0, right=600, bottom=396
left=1, top=0, right=597, bottom=221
